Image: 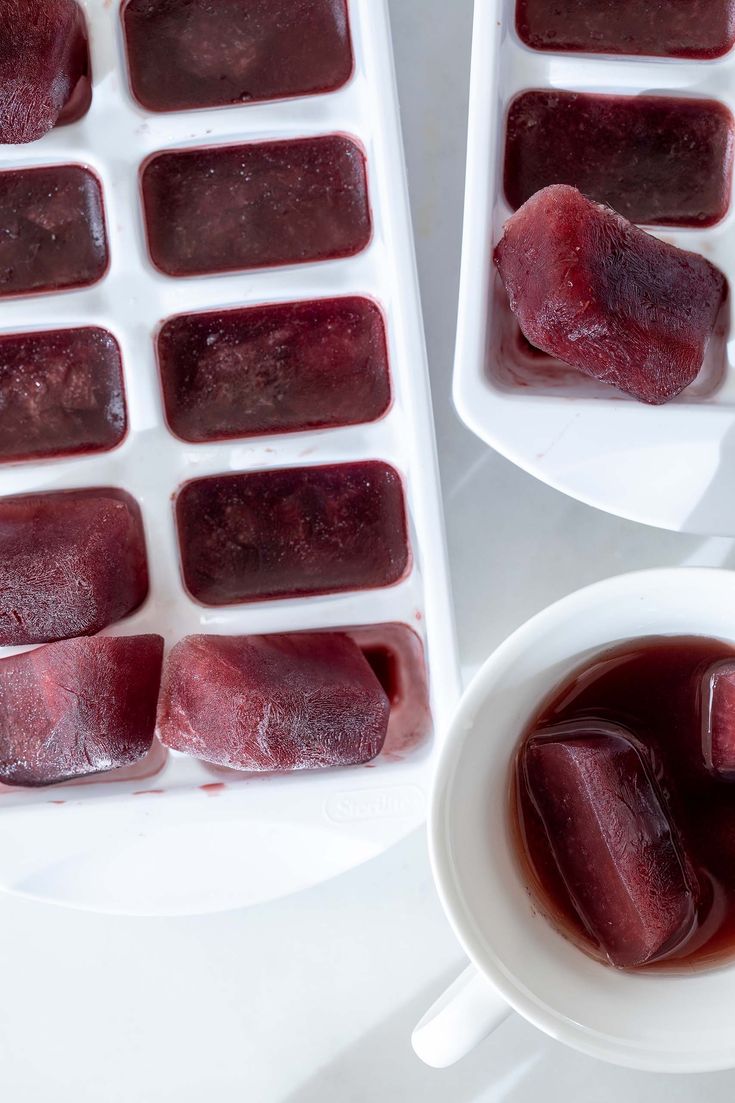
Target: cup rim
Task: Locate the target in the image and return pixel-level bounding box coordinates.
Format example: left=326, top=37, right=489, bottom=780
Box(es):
left=428, top=565, right=735, bottom=1072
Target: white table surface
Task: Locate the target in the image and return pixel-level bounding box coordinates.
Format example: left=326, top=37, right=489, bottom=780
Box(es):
left=5, top=3, right=735, bottom=1099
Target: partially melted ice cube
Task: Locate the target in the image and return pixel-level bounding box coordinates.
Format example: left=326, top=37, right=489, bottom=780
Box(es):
left=0, top=490, right=148, bottom=645
left=0, top=634, right=164, bottom=787
left=516, top=0, right=735, bottom=60
left=521, top=722, right=698, bottom=967
left=702, top=660, right=735, bottom=778
left=0, top=0, right=91, bottom=144
left=494, top=185, right=726, bottom=404
left=157, top=632, right=390, bottom=771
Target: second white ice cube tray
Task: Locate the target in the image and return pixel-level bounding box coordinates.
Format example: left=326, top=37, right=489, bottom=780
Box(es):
left=455, top=0, right=735, bottom=536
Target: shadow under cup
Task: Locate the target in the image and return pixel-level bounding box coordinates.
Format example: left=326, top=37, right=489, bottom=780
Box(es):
left=430, top=568, right=735, bottom=1072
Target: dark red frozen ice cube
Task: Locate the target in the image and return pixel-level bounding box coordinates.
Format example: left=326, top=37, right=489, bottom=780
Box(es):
left=176, top=461, right=409, bottom=604
left=0, top=327, right=126, bottom=463
left=0, top=164, right=108, bottom=297
left=702, top=660, right=735, bottom=778
left=123, top=0, right=353, bottom=112
left=141, top=135, right=371, bottom=277
left=157, top=632, right=390, bottom=771
left=158, top=297, right=390, bottom=442
left=0, top=490, right=148, bottom=645
left=494, top=185, right=726, bottom=404
left=0, top=0, right=91, bottom=144
left=504, top=91, right=734, bottom=228
left=516, top=0, right=735, bottom=60
left=521, top=722, right=698, bottom=968
left=0, top=634, right=164, bottom=787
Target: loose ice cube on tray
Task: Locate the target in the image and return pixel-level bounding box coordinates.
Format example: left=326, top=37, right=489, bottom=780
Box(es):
left=0, top=0, right=91, bottom=144
left=516, top=0, right=735, bottom=59
left=521, top=723, right=698, bottom=968
left=0, top=490, right=148, bottom=645
left=0, top=165, right=107, bottom=297
left=176, top=461, right=409, bottom=604
left=0, top=327, right=125, bottom=463
left=504, top=91, right=734, bottom=228
left=157, top=632, right=389, bottom=771
left=702, top=660, right=735, bottom=778
left=158, top=297, right=390, bottom=442
left=0, top=635, right=163, bottom=788
left=494, top=185, right=727, bottom=404
left=122, top=0, right=353, bottom=112
left=140, top=135, right=371, bottom=277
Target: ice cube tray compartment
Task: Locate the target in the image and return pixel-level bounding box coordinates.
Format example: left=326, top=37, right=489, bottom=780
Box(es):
left=454, top=0, right=735, bottom=534
left=0, top=0, right=458, bottom=914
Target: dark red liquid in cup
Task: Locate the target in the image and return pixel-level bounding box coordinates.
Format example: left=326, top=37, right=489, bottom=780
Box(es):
left=513, top=637, right=735, bottom=969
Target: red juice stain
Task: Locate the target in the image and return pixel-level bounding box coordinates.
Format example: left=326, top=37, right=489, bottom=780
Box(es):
left=200, top=782, right=227, bottom=796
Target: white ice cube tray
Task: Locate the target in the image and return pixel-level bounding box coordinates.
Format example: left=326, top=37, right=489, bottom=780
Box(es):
left=455, top=0, right=735, bottom=535
left=0, top=0, right=459, bottom=914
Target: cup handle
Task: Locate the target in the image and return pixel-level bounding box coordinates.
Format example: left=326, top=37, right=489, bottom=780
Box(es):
left=411, top=963, right=511, bottom=1067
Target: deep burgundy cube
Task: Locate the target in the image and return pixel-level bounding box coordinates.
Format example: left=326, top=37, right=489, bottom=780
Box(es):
left=504, top=90, right=734, bottom=228
left=123, top=0, right=353, bottom=112
left=141, top=136, right=371, bottom=276
left=0, top=327, right=125, bottom=463
left=158, top=297, right=390, bottom=442
left=521, top=722, right=698, bottom=967
left=0, top=489, right=148, bottom=645
left=157, top=632, right=390, bottom=771
left=0, top=165, right=108, bottom=296
left=176, top=461, right=409, bottom=605
left=0, top=0, right=91, bottom=144
left=0, top=634, right=164, bottom=787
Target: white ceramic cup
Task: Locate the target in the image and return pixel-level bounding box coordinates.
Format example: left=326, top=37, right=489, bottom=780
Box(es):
left=412, top=567, right=735, bottom=1073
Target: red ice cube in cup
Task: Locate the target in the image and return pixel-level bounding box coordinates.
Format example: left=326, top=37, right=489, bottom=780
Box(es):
left=521, top=722, right=698, bottom=967
left=0, top=164, right=108, bottom=297
left=494, top=184, right=726, bottom=404
left=157, top=633, right=390, bottom=771
left=702, top=660, right=735, bottom=778
left=0, top=0, right=91, bottom=144
left=0, top=634, right=164, bottom=787
left=0, top=489, right=148, bottom=645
